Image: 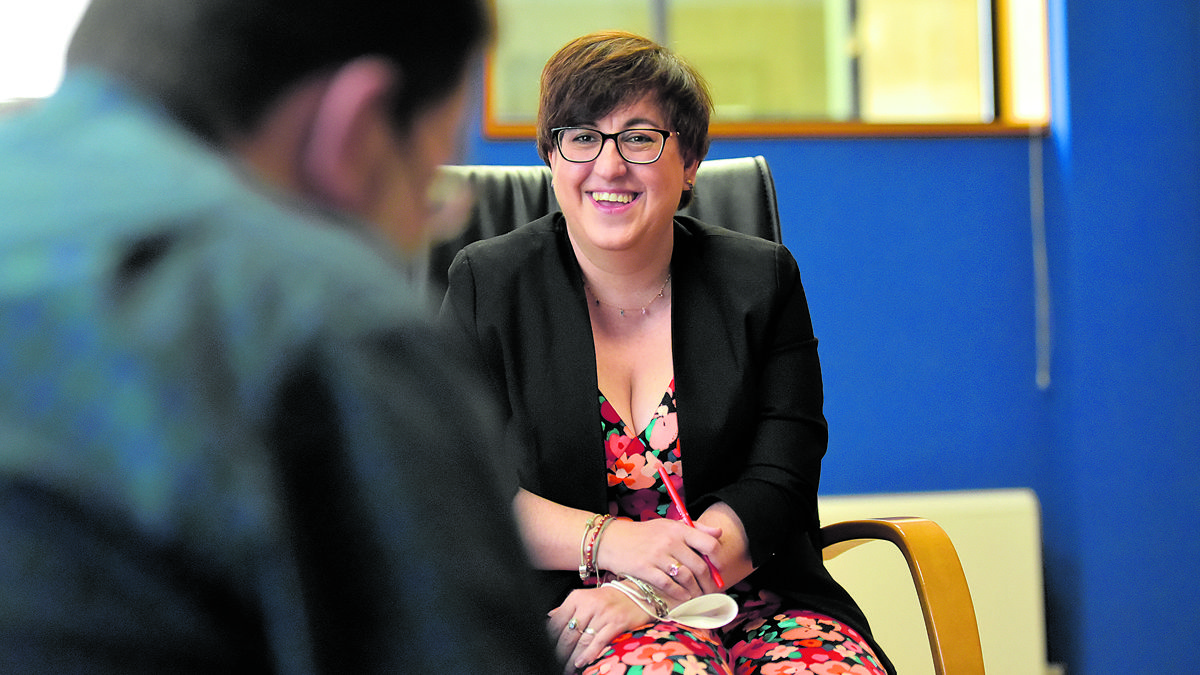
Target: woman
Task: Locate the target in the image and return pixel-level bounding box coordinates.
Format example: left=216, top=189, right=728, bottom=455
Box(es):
left=441, top=31, right=892, bottom=675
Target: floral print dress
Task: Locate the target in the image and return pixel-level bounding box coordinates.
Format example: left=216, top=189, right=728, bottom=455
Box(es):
left=591, top=380, right=887, bottom=675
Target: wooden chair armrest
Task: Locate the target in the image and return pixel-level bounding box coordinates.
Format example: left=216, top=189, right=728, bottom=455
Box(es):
left=822, top=517, right=985, bottom=675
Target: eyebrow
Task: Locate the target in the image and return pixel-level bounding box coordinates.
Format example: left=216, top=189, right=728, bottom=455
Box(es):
left=575, top=117, right=664, bottom=129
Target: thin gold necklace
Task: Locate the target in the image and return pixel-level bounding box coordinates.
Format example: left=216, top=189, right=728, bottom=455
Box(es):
left=585, top=273, right=672, bottom=317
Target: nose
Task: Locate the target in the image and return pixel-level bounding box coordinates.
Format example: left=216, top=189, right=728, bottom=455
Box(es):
left=591, top=135, right=628, bottom=178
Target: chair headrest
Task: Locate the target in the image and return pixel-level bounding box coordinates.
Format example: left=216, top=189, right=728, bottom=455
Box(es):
left=428, top=155, right=781, bottom=290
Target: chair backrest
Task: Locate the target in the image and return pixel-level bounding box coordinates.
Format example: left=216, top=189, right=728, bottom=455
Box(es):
left=428, top=156, right=781, bottom=290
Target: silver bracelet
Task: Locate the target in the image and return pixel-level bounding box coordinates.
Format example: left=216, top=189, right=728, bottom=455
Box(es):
left=614, top=575, right=668, bottom=618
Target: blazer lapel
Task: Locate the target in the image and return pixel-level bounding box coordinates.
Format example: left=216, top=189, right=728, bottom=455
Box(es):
left=669, top=220, right=725, bottom=503
left=528, top=219, right=609, bottom=509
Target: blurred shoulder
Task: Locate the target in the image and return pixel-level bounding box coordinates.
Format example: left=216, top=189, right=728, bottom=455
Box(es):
left=458, top=213, right=561, bottom=260
left=451, top=212, right=565, bottom=283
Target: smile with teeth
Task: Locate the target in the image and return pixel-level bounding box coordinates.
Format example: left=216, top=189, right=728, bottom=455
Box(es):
left=591, top=191, right=637, bottom=204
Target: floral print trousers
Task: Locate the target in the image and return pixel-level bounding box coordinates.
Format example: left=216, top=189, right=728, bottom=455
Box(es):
left=579, top=592, right=887, bottom=675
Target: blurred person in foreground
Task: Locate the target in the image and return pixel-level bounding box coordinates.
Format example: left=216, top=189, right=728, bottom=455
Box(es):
left=441, top=31, right=893, bottom=674
left=0, top=0, right=557, bottom=672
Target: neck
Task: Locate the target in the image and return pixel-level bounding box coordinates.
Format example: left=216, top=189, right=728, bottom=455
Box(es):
left=578, top=263, right=672, bottom=319
left=568, top=220, right=673, bottom=292
left=571, top=247, right=672, bottom=316
left=584, top=271, right=671, bottom=318
left=229, top=73, right=331, bottom=198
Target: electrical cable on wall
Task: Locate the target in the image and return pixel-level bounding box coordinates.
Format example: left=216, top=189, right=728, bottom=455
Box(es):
left=1029, top=130, right=1052, bottom=390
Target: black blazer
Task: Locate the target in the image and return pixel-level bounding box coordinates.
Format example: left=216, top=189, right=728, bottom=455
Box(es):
left=440, top=212, right=881, bottom=655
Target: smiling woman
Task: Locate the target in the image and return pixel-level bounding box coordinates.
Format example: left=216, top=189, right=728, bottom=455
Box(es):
left=0, top=1, right=90, bottom=103
left=439, top=30, right=896, bottom=675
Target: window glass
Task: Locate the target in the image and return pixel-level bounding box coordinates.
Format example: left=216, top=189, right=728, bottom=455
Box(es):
left=486, top=0, right=1049, bottom=136
left=856, top=0, right=992, bottom=122
left=488, top=0, right=654, bottom=125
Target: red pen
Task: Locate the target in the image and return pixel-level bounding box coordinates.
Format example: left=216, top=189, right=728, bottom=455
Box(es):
left=656, top=461, right=725, bottom=589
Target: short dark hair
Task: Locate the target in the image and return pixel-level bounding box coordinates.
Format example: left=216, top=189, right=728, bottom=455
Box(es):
left=67, top=0, right=492, bottom=142
left=536, top=31, right=712, bottom=172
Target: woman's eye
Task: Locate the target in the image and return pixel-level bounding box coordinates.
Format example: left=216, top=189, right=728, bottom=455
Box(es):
left=622, top=133, right=653, bottom=145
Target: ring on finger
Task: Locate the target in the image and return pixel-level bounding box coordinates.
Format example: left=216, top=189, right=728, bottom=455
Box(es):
left=668, top=562, right=680, bottom=578
left=567, top=618, right=578, bottom=631
left=583, top=626, right=596, bottom=635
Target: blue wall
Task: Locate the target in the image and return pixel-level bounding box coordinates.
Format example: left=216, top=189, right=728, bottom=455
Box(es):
left=1038, top=1, right=1200, bottom=672
left=464, top=1, right=1200, bottom=672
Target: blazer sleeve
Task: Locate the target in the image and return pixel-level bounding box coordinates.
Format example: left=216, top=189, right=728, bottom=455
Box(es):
left=437, top=247, right=542, bottom=498
left=438, top=250, right=482, bottom=365
left=689, top=243, right=828, bottom=568
left=438, top=248, right=511, bottom=415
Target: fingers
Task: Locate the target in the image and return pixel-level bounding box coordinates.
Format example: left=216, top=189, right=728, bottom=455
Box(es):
left=680, top=525, right=725, bottom=594
left=563, top=615, right=605, bottom=672
left=655, top=522, right=722, bottom=597
left=548, top=588, right=656, bottom=672
left=668, top=554, right=721, bottom=596
left=548, top=606, right=587, bottom=670
left=556, top=613, right=595, bottom=670
left=555, top=614, right=621, bottom=673
left=679, top=553, right=724, bottom=595
left=652, top=551, right=715, bottom=602
left=548, top=596, right=613, bottom=671
left=599, top=518, right=719, bottom=582
left=651, top=561, right=694, bottom=604
left=547, top=605, right=582, bottom=662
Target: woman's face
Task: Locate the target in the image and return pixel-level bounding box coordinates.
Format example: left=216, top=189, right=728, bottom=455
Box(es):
left=548, top=95, right=698, bottom=261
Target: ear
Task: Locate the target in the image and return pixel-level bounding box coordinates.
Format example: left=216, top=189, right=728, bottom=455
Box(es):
left=683, top=159, right=700, bottom=189
left=300, top=57, right=403, bottom=211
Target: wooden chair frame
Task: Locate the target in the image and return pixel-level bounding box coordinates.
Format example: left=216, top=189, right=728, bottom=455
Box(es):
left=822, top=518, right=985, bottom=674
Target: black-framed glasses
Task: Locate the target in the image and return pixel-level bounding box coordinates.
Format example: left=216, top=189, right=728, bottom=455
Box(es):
left=552, top=127, right=674, bottom=164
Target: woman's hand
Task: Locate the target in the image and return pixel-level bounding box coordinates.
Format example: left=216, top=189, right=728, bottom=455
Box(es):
left=512, top=490, right=731, bottom=599
left=594, top=517, right=723, bottom=603
left=547, top=586, right=653, bottom=673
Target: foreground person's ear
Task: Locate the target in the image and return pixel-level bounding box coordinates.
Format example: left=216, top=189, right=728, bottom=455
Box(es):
left=300, top=56, right=404, bottom=213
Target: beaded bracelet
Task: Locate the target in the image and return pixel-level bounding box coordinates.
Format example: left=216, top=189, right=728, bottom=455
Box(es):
left=588, top=515, right=615, bottom=585
left=578, top=513, right=613, bottom=582
left=578, top=514, right=601, bottom=580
